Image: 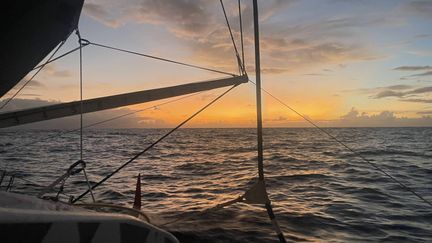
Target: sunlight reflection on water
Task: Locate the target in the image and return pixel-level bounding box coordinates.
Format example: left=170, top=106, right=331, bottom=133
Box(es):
left=1, top=128, right=431, bottom=242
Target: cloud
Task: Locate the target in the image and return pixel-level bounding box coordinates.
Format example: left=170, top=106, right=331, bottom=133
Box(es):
left=384, top=84, right=413, bottom=90
left=345, top=84, right=413, bottom=94
left=393, top=66, right=432, bottom=71
left=26, top=80, right=45, bottom=88
left=406, top=50, right=432, bottom=57
left=392, top=65, right=432, bottom=80
left=373, top=90, right=404, bottom=99
left=417, top=110, right=432, bottom=115
left=334, top=107, right=432, bottom=127
left=267, top=42, right=379, bottom=66
left=346, top=84, right=432, bottom=104
left=410, top=71, right=432, bottom=77
left=42, top=65, right=72, bottom=78
left=266, top=116, right=288, bottom=122
left=303, top=73, right=326, bottom=76
left=408, top=86, right=432, bottom=94
left=83, top=2, right=121, bottom=28
left=84, top=0, right=217, bottom=36
left=404, top=1, right=432, bottom=18
left=3, top=99, right=430, bottom=128
left=266, top=107, right=432, bottom=127
left=401, top=98, right=432, bottom=104
left=373, top=86, right=432, bottom=99
left=83, top=0, right=382, bottom=74
left=9, top=80, right=46, bottom=90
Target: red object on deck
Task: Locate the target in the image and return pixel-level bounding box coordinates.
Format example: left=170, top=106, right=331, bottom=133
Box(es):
left=133, top=174, right=141, bottom=210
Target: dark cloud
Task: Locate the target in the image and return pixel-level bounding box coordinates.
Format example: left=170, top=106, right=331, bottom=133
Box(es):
left=386, top=84, right=414, bottom=90
left=345, top=84, right=413, bottom=94
left=410, top=71, right=432, bottom=77
left=394, top=65, right=432, bottom=79
left=83, top=0, right=381, bottom=74
left=374, top=90, right=404, bottom=99
left=303, top=73, right=326, bottom=76
left=402, top=98, right=432, bottom=104
left=408, top=86, right=432, bottom=94
left=139, top=0, right=211, bottom=34
left=405, top=1, right=432, bottom=18
left=373, top=86, right=432, bottom=99
left=244, top=66, right=289, bottom=74
left=262, top=41, right=379, bottom=73
left=393, top=66, right=432, bottom=71
left=346, top=84, right=432, bottom=105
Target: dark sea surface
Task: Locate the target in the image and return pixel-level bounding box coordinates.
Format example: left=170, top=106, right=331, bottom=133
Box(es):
left=1, top=128, right=431, bottom=242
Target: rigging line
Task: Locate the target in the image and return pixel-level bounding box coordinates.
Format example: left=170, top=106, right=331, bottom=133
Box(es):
left=219, top=0, right=244, bottom=74
left=72, top=84, right=239, bottom=203
left=238, top=0, right=245, bottom=72
left=76, top=29, right=95, bottom=203
left=0, top=40, right=67, bottom=110
left=14, top=176, right=44, bottom=188
left=249, top=80, right=432, bottom=208
left=76, top=30, right=84, bottom=161
left=4, top=173, right=73, bottom=198
left=9, top=92, right=204, bottom=152
left=32, top=45, right=89, bottom=71
left=88, top=41, right=236, bottom=77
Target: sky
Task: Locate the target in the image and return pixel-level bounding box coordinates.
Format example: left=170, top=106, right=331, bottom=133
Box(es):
left=2, top=0, right=432, bottom=128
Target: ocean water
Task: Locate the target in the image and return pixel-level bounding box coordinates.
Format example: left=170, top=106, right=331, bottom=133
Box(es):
left=0, top=128, right=431, bottom=242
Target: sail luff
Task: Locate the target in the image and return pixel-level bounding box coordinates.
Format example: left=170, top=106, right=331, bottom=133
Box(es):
left=0, top=75, right=248, bottom=128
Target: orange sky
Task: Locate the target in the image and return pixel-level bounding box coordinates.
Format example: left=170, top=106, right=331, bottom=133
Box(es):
left=2, top=0, right=432, bottom=128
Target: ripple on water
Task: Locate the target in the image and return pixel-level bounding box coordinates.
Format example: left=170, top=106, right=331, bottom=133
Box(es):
left=0, top=128, right=431, bottom=242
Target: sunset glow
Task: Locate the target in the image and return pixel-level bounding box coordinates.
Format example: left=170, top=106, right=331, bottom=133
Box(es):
left=2, top=0, right=432, bottom=128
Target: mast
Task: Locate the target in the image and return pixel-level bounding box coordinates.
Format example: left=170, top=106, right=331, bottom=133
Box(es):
left=252, top=1, right=286, bottom=242
left=253, top=0, right=264, bottom=180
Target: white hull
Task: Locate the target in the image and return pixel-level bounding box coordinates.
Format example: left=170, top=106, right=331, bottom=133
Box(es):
left=0, top=191, right=178, bottom=243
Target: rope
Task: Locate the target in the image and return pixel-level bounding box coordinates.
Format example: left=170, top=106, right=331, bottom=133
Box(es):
left=219, top=0, right=244, bottom=74
left=76, top=29, right=96, bottom=203
left=89, top=41, right=236, bottom=77
left=249, top=80, right=432, bottom=208
left=0, top=39, right=67, bottom=109
left=76, top=30, right=84, bottom=161
left=82, top=168, right=95, bottom=203
left=72, top=85, right=239, bottom=203
left=3, top=173, right=73, bottom=198
left=32, top=45, right=88, bottom=71
left=238, top=0, right=245, bottom=72
left=12, top=176, right=44, bottom=188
